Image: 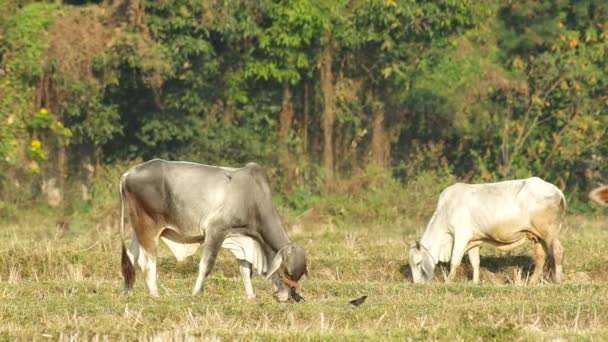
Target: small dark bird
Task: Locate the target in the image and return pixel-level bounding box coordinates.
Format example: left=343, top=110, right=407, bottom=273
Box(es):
left=348, top=295, right=368, bottom=306
left=290, top=288, right=305, bottom=303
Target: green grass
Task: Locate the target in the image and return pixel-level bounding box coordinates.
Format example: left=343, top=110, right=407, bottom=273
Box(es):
left=1, top=212, right=608, bottom=340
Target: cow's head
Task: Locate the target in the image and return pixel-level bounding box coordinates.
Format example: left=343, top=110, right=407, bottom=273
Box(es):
left=266, top=243, right=307, bottom=302
left=408, top=242, right=435, bottom=283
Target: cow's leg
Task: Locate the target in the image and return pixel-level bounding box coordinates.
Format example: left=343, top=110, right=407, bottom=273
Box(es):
left=134, top=237, right=160, bottom=297
left=238, top=260, right=255, bottom=299
left=127, top=203, right=161, bottom=297
left=143, top=250, right=159, bottom=297
left=192, top=230, right=224, bottom=295
left=127, top=233, right=141, bottom=271
left=468, top=246, right=480, bottom=284
left=547, top=238, right=564, bottom=283
left=135, top=228, right=161, bottom=297
left=447, top=230, right=472, bottom=282
left=137, top=233, right=161, bottom=296
left=532, top=213, right=564, bottom=283
left=127, top=239, right=159, bottom=297
left=529, top=241, right=546, bottom=285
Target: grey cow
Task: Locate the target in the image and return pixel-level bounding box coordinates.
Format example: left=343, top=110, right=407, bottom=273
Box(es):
left=119, top=159, right=307, bottom=302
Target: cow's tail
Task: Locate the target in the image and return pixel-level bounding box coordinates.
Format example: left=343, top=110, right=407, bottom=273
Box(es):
left=554, top=188, right=567, bottom=238
left=557, top=188, right=567, bottom=214
left=120, top=173, right=135, bottom=292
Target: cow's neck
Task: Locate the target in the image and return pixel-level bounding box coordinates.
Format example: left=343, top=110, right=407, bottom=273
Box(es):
left=420, top=237, right=441, bottom=265
left=420, top=218, right=445, bottom=265
left=260, top=209, right=291, bottom=252
left=263, top=226, right=291, bottom=252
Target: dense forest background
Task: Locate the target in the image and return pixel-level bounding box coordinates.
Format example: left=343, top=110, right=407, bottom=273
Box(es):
left=0, top=0, right=606, bottom=217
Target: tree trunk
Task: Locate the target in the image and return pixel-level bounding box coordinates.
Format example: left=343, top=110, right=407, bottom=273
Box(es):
left=369, top=101, right=389, bottom=167
left=278, top=81, right=294, bottom=180
left=222, top=104, right=234, bottom=128
left=57, top=145, right=67, bottom=206
left=320, top=42, right=334, bottom=183
left=55, top=107, right=67, bottom=209
left=302, top=80, right=310, bottom=153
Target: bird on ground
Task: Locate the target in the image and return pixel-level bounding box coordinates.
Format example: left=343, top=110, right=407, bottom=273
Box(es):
left=348, top=295, right=368, bottom=306
left=290, top=288, right=305, bottom=302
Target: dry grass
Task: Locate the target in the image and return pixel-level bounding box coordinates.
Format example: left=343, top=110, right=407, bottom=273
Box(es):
left=1, top=212, right=608, bottom=340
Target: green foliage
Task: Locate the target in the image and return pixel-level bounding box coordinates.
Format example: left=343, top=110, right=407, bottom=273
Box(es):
left=244, top=0, right=329, bottom=84
left=315, top=164, right=456, bottom=227
left=1, top=0, right=607, bottom=209
left=27, top=108, right=54, bottom=129
left=179, top=117, right=277, bottom=166
left=0, top=3, right=62, bottom=165
left=27, top=108, right=72, bottom=148
left=273, top=189, right=320, bottom=216
left=463, top=0, right=608, bottom=187
left=1, top=3, right=60, bottom=83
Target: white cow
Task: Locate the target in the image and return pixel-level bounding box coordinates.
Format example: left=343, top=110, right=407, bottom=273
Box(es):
left=408, top=177, right=566, bottom=284
left=589, top=185, right=608, bottom=206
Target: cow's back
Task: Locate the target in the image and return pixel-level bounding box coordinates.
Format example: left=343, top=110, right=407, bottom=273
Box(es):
left=225, top=163, right=276, bottom=223
left=124, top=159, right=232, bottom=235
left=517, top=177, right=565, bottom=212
left=123, top=159, right=169, bottom=214
left=442, top=177, right=561, bottom=210
left=436, top=177, right=564, bottom=231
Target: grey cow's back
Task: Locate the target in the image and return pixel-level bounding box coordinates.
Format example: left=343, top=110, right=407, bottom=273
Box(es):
left=123, top=159, right=237, bottom=236
left=122, top=159, right=282, bottom=240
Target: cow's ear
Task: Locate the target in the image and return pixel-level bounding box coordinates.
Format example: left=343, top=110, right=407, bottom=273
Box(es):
left=265, top=251, right=284, bottom=280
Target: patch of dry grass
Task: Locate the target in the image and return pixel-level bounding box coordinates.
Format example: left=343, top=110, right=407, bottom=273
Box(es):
left=0, top=212, right=608, bottom=340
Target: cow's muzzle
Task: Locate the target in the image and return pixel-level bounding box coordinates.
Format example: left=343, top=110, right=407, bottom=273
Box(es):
left=274, top=274, right=305, bottom=303
left=281, top=274, right=298, bottom=288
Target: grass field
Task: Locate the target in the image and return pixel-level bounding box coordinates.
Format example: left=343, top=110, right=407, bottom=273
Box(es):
left=1, top=209, right=607, bottom=340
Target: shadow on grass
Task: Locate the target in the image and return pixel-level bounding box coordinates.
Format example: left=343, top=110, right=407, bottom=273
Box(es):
left=478, top=254, right=534, bottom=273
left=400, top=254, right=535, bottom=282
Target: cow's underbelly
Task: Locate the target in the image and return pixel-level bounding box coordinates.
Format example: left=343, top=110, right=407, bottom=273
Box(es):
left=160, top=231, right=268, bottom=274
left=472, top=227, right=538, bottom=251
left=160, top=236, right=201, bottom=262
left=486, top=235, right=529, bottom=251
left=222, top=234, right=268, bottom=275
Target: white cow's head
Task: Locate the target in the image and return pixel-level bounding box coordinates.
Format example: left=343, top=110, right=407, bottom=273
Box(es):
left=267, top=243, right=308, bottom=302
left=408, top=242, right=436, bottom=283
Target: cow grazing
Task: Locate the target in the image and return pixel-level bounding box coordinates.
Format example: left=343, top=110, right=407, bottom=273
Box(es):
left=119, top=159, right=307, bottom=302
left=589, top=185, right=608, bottom=206
left=408, top=177, right=565, bottom=284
